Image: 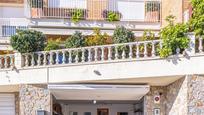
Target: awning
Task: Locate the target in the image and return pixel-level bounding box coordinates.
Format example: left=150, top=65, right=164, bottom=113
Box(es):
left=48, top=84, right=150, bottom=101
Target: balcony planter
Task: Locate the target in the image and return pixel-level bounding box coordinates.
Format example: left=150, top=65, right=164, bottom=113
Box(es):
left=102, top=10, right=122, bottom=22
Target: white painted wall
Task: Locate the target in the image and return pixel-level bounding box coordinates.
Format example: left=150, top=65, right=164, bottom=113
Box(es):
left=48, top=0, right=87, bottom=9
left=108, top=0, right=145, bottom=21
left=62, top=104, right=138, bottom=115
left=0, top=7, right=25, bottom=18
left=1, top=54, right=204, bottom=85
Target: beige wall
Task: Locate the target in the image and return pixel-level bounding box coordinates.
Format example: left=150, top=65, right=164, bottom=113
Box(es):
left=161, top=0, right=185, bottom=27
left=0, top=0, right=23, bottom=4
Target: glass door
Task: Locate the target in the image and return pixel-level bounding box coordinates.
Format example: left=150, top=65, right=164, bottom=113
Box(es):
left=97, top=108, right=109, bottom=115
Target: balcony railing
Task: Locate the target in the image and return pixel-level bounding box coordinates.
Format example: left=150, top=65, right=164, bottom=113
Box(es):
left=1, top=33, right=203, bottom=70
left=0, top=18, right=28, bottom=39
left=25, top=0, right=161, bottom=22
left=21, top=40, right=161, bottom=67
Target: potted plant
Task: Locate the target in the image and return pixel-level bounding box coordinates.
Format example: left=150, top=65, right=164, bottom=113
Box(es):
left=71, top=9, right=86, bottom=23
left=29, top=0, right=43, bottom=18
left=103, top=10, right=121, bottom=22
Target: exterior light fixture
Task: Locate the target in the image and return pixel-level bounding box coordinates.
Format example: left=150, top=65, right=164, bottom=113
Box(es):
left=93, top=100, right=97, bottom=104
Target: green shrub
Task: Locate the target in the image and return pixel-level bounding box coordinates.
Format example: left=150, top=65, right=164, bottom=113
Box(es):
left=44, top=39, right=61, bottom=51
left=10, top=29, right=45, bottom=53
left=65, top=31, right=85, bottom=48
left=113, top=26, right=135, bottom=44
left=85, top=28, right=109, bottom=46
left=142, top=30, right=156, bottom=41
left=159, top=15, right=190, bottom=58
left=189, top=0, right=204, bottom=38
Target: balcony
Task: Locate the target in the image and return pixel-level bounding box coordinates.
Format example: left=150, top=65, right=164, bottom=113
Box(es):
left=26, top=0, right=161, bottom=22
left=25, top=0, right=161, bottom=33
left=1, top=34, right=204, bottom=85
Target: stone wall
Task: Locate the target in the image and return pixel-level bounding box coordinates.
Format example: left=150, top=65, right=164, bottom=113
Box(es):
left=144, top=75, right=204, bottom=115
left=161, top=0, right=183, bottom=27
left=166, top=77, right=188, bottom=115
left=144, top=86, right=166, bottom=115
left=15, top=92, right=20, bottom=115
left=188, top=75, right=204, bottom=114
left=19, top=84, right=52, bottom=115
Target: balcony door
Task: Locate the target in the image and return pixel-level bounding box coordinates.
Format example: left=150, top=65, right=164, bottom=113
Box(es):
left=97, top=108, right=109, bottom=115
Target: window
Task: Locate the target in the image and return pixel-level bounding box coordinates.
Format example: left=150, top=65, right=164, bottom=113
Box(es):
left=145, top=1, right=161, bottom=22
left=2, top=26, right=27, bottom=37
left=84, top=112, right=91, bottom=115
left=117, top=112, right=128, bottom=115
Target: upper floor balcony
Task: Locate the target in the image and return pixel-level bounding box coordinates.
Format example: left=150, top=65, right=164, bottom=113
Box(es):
left=25, top=0, right=161, bottom=22
left=25, top=0, right=161, bottom=32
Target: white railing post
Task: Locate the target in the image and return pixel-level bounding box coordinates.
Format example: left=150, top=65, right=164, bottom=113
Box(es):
left=152, top=41, right=156, bottom=57
left=81, top=49, right=85, bottom=62
left=31, top=53, right=35, bottom=66
left=144, top=43, right=148, bottom=57
left=187, top=33, right=196, bottom=55
left=198, top=37, right=203, bottom=53
left=43, top=53, right=47, bottom=66
left=14, top=52, right=24, bottom=69
left=62, top=51, right=66, bottom=64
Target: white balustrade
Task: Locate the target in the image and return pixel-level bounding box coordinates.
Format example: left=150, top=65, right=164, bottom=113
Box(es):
left=1, top=34, right=203, bottom=69
left=0, top=54, right=14, bottom=69
left=17, top=40, right=161, bottom=68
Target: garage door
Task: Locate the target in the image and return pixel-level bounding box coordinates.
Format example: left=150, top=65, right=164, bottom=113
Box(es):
left=0, top=94, right=15, bottom=115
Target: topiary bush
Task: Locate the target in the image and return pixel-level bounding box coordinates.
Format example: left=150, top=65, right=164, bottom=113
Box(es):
left=112, top=26, right=135, bottom=57
left=113, top=26, right=135, bottom=44
left=189, top=0, right=204, bottom=38
left=159, top=15, right=190, bottom=58
left=10, top=29, right=45, bottom=53
left=65, top=31, right=85, bottom=48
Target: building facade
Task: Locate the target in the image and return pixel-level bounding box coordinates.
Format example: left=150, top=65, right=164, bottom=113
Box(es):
left=1, top=0, right=204, bottom=115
